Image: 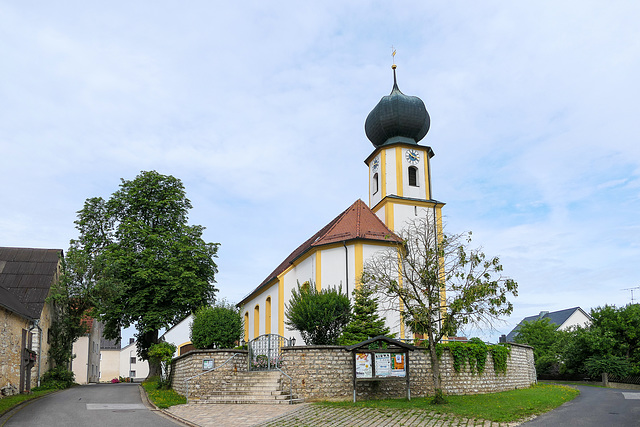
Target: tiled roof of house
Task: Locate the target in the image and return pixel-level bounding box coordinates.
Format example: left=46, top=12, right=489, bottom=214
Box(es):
left=239, top=200, right=401, bottom=305
left=506, top=307, right=590, bottom=342
left=0, top=247, right=63, bottom=319
left=0, top=284, right=34, bottom=319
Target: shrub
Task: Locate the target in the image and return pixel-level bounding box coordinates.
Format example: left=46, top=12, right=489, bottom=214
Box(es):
left=33, top=366, right=75, bottom=390
left=285, top=282, right=350, bottom=345
left=191, top=300, right=243, bottom=349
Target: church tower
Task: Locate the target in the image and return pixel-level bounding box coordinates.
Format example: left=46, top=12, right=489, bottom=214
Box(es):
left=364, top=65, right=444, bottom=233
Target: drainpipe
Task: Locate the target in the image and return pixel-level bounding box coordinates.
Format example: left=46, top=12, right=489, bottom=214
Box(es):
left=343, top=241, right=349, bottom=298
left=86, top=334, right=91, bottom=384
left=29, top=319, right=42, bottom=387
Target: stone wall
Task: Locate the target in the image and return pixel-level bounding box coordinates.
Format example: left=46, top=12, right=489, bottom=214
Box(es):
left=280, top=343, right=535, bottom=401
left=172, top=349, right=248, bottom=397
left=0, top=307, right=30, bottom=391
left=172, top=344, right=536, bottom=402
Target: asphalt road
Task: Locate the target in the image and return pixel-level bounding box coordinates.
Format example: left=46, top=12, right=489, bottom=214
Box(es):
left=523, top=385, right=640, bottom=426
left=2, top=383, right=181, bottom=427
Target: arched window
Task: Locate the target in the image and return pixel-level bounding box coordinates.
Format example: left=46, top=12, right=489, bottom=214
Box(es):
left=244, top=312, right=249, bottom=341
left=265, top=297, right=272, bottom=334
left=408, top=166, right=419, bottom=187
left=373, top=173, right=379, bottom=194
left=254, top=305, right=260, bottom=339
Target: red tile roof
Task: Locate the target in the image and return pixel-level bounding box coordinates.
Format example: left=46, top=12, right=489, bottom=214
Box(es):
left=239, top=200, right=400, bottom=305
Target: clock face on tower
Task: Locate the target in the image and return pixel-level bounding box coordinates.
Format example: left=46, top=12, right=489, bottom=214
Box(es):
left=372, top=157, right=380, bottom=171
left=405, top=149, right=420, bottom=164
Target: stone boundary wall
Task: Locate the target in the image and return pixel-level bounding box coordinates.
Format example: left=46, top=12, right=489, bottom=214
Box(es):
left=280, top=343, right=536, bottom=401
left=171, top=344, right=536, bottom=401
left=171, top=349, right=248, bottom=397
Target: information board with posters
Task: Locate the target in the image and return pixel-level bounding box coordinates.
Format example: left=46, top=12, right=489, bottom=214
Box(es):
left=355, top=353, right=372, bottom=378
left=391, top=353, right=406, bottom=377
left=375, top=353, right=391, bottom=377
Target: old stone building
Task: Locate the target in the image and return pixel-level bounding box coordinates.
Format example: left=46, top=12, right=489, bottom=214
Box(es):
left=0, top=247, right=62, bottom=394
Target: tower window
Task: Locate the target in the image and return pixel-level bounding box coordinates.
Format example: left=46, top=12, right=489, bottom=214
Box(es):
left=373, top=173, right=379, bottom=194
left=408, top=166, right=419, bottom=187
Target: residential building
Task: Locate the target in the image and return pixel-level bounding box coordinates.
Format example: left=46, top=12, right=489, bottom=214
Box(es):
left=506, top=307, right=592, bottom=342
left=0, top=247, right=62, bottom=392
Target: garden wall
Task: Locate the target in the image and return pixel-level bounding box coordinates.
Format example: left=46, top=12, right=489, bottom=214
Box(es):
left=171, top=344, right=536, bottom=401
left=171, top=349, right=248, bottom=397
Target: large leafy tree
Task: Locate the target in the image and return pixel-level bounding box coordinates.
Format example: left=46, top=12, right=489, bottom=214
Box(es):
left=361, top=217, right=517, bottom=400
left=285, top=282, right=351, bottom=345
left=560, top=304, right=639, bottom=378
left=339, top=284, right=391, bottom=345
left=68, top=171, right=219, bottom=376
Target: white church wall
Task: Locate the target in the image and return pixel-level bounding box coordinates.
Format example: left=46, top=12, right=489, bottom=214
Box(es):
left=401, top=146, right=429, bottom=201
left=161, top=314, right=193, bottom=358
left=384, top=148, right=398, bottom=197
left=320, top=245, right=355, bottom=297
left=369, top=153, right=383, bottom=207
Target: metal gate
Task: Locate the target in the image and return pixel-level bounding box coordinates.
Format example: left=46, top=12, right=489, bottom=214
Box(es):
left=248, top=334, right=289, bottom=371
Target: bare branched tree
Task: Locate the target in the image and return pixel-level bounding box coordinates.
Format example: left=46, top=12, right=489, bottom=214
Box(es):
left=361, top=216, right=517, bottom=395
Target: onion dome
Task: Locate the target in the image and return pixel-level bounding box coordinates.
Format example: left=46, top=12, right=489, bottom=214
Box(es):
left=365, top=65, right=430, bottom=147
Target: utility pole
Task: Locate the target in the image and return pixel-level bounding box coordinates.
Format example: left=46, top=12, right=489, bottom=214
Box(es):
left=622, top=286, right=640, bottom=304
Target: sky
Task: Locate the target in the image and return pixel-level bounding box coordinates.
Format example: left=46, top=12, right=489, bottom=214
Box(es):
left=2, top=1, right=639, bottom=343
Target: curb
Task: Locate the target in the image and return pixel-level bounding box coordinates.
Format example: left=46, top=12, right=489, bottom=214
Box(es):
left=0, top=389, right=60, bottom=427
left=138, top=384, right=200, bottom=427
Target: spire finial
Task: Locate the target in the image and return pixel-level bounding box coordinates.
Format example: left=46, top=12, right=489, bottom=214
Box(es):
left=391, top=47, right=398, bottom=90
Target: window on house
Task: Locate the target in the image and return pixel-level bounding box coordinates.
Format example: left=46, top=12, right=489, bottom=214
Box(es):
left=130, top=357, right=137, bottom=364
left=130, top=370, right=136, bottom=378
left=408, top=166, right=418, bottom=187
left=373, top=173, right=379, bottom=194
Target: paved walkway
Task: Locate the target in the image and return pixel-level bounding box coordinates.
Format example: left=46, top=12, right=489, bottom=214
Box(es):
left=165, top=403, right=527, bottom=427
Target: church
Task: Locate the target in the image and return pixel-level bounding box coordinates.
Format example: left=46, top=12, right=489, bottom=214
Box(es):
left=238, top=65, right=445, bottom=343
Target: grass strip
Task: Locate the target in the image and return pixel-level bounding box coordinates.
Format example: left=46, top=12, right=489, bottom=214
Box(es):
left=141, top=379, right=186, bottom=409
left=318, top=383, right=579, bottom=423
left=0, top=389, right=55, bottom=416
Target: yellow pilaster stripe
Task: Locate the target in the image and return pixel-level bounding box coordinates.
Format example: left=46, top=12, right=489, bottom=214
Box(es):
left=385, top=203, right=395, bottom=231
left=424, top=150, right=430, bottom=200
left=315, top=251, right=322, bottom=291
left=354, top=242, right=363, bottom=290
left=278, top=274, right=285, bottom=336
left=397, top=249, right=405, bottom=339
left=395, top=146, right=403, bottom=197
left=436, top=206, right=447, bottom=340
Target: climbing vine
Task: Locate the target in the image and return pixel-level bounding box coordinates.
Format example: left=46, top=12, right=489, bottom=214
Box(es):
left=490, top=343, right=511, bottom=374
left=434, top=338, right=511, bottom=375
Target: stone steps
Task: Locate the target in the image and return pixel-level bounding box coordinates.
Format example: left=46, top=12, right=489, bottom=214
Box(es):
left=193, top=370, right=301, bottom=405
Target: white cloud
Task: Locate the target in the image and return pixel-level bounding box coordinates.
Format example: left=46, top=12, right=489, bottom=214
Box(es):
left=2, top=1, right=640, bottom=342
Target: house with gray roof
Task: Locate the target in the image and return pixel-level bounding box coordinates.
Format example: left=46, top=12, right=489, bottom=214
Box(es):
left=506, top=307, right=592, bottom=342
left=0, top=247, right=62, bottom=393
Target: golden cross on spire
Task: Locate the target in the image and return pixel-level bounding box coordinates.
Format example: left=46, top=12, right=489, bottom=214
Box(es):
left=391, top=46, right=397, bottom=65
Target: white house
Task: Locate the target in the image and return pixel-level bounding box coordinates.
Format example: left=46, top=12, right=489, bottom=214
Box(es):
left=238, top=66, right=445, bottom=344
left=99, top=338, right=149, bottom=382
left=506, top=307, right=592, bottom=342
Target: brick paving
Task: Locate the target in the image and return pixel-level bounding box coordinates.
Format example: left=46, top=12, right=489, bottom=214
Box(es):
left=165, top=403, right=528, bottom=427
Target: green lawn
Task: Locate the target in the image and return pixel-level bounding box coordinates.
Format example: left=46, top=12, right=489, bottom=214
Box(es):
left=141, top=379, right=187, bottom=409
left=0, top=389, right=55, bottom=416
left=320, top=384, right=579, bottom=423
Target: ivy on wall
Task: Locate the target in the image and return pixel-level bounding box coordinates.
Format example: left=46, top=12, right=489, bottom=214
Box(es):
left=434, top=338, right=511, bottom=375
